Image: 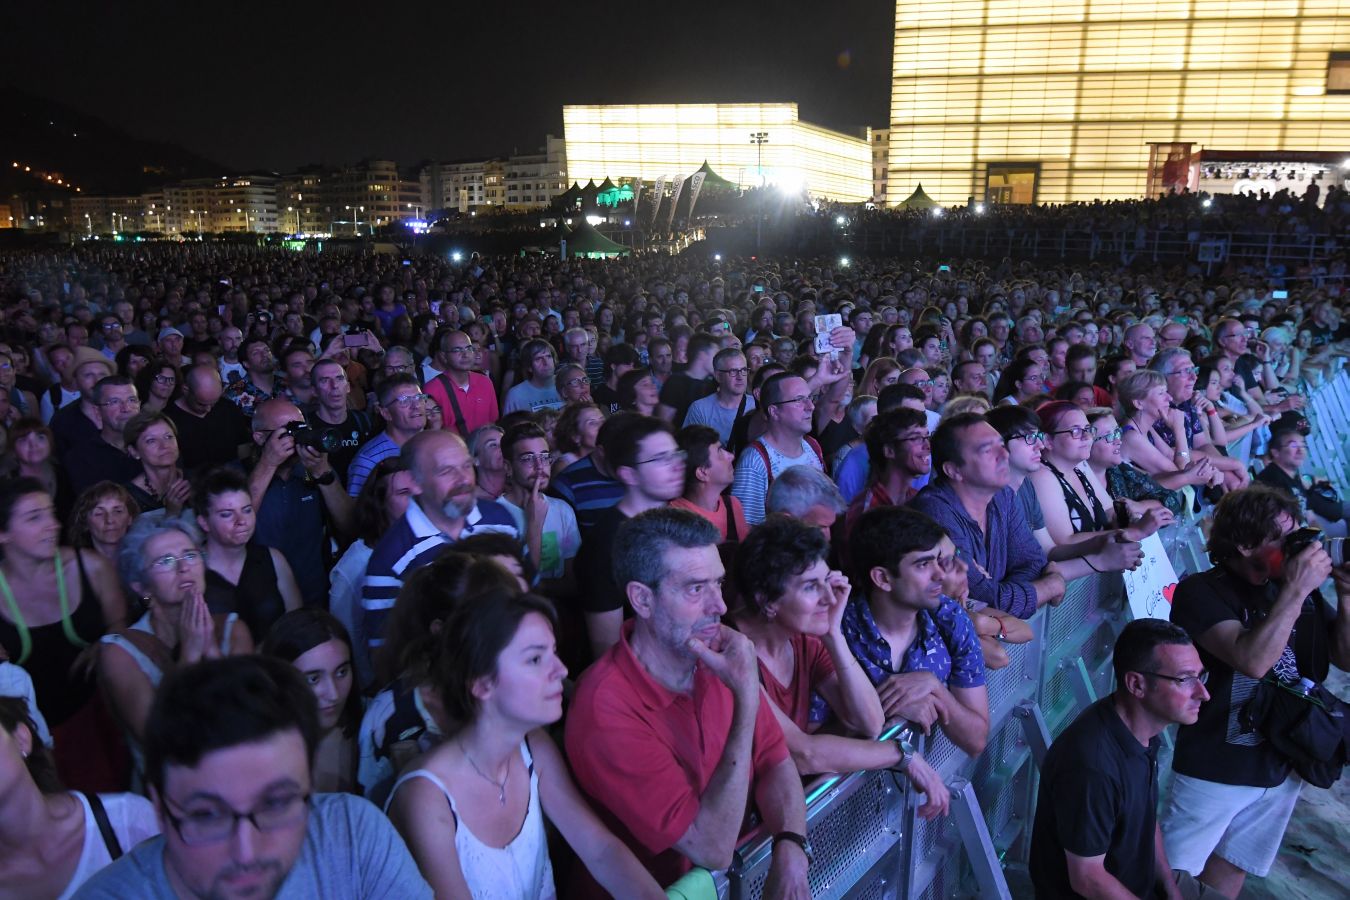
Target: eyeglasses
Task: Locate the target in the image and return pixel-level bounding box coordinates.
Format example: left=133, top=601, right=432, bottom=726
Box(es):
left=446, top=345, right=474, bottom=355
left=562, top=377, right=589, bottom=388
left=148, top=551, right=206, bottom=572
left=1166, top=366, right=1201, bottom=377
left=635, top=449, right=687, bottom=467
left=717, top=367, right=749, bottom=377
left=895, top=434, right=931, bottom=446
left=387, top=392, right=429, bottom=409
left=1140, top=670, right=1209, bottom=688
left=153, top=374, right=177, bottom=386
left=99, top=396, right=141, bottom=409
left=770, top=395, right=813, bottom=406
left=100, top=322, right=122, bottom=330
left=162, top=792, right=311, bottom=846
left=910, top=379, right=934, bottom=389
left=1006, top=431, right=1045, bottom=446
left=1093, top=427, right=1124, bottom=443
left=516, top=452, right=552, bottom=466
left=1050, top=425, right=1097, bottom=440
left=1276, top=442, right=1307, bottom=451
left=384, top=363, right=414, bottom=373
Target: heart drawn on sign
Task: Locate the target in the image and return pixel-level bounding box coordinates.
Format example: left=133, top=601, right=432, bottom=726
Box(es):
left=1162, top=582, right=1177, bottom=604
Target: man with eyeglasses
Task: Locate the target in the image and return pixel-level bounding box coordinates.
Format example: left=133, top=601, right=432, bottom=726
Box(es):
left=423, top=329, right=497, bottom=438
left=1151, top=348, right=1249, bottom=491
left=1255, top=424, right=1350, bottom=537
left=575, top=414, right=687, bottom=658
left=683, top=348, right=755, bottom=449
left=347, top=374, right=427, bottom=497
left=499, top=421, right=580, bottom=597
left=96, top=314, right=126, bottom=360
left=732, top=372, right=828, bottom=526
left=898, top=367, right=941, bottom=433
left=51, top=346, right=116, bottom=464
left=1030, top=620, right=1212, bottom=900
left=1161, top=485, right=1349, bottom=897
left=75, top=655, right=431, bottom=898
left=1212, top=317, right=1302, bottom=416
left=66, top=375, right=143, bottom=494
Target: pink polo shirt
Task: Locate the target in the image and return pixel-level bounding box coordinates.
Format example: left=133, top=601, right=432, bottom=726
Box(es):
left=423, top=371, right=498, bottom=436
left=564, top=620, right=789, bottom=889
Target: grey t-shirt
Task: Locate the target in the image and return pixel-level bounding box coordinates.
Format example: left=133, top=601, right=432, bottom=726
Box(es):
left=683, top=392, right=755, bottom=444
left=74, top=793, right=431, bottom=899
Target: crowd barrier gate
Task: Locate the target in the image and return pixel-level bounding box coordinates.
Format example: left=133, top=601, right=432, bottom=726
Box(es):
left=667, top=364, right=1348, bottom=900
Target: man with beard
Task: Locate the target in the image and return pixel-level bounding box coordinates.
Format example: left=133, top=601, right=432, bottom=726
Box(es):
left=75, top=656, right=431, bottom=898
left=359, top=429, right=519, bottom=658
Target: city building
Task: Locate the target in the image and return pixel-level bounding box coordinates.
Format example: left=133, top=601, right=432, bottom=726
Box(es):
left=320, top=160, right=421, bottom=235
left=505, top=136, right=568, bottom=210
left=421, top=159, right=490, bottom=214
left=887, top=1, right=1350, bottom=205
left=562, top=103, right=873, bottom=202
left=70, top=194, right=146, bottom=235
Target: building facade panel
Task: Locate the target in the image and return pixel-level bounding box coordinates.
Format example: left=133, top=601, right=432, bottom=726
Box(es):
left=888, top=0, right=1350, bottom=205
left=563, top=103, right=871, bottom=202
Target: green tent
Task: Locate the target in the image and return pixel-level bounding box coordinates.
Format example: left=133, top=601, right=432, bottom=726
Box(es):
left=595, top=177, right=622, bottom=207
left=693, top=160, right=739, bottom=192
left=561, top=219, right=630, bottom=258
left=897, top=183, right=939, bottom=209
left=555, top=182, right=583, bottom=210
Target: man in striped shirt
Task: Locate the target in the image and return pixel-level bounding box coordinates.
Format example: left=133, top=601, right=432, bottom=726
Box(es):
left=359, top=429, right=519, bottom=656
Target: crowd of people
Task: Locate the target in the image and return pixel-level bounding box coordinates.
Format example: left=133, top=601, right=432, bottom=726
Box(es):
left=1, top=202, right=1349, bottom=899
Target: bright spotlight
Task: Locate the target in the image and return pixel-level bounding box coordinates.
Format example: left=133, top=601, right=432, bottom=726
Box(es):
left=623, top=219, right=631, bottom=226
left=974, top=203, right=986, bottom=214
left=1201, top=198, right=1212, bottom=208
left=450, top=251, right=463, bottom=263
left=585, top=214, right=604, bottom=226
left=839, top=256, right=851, bottom=268
left=835, top=215, right=847, bottom=226
left=932, top=207, right=944, bottom=218
left=713, top=253, right=722, bottom=261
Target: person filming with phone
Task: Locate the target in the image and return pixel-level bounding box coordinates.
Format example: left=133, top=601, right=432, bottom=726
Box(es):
left=1161, top=485, right=1350, bottom=898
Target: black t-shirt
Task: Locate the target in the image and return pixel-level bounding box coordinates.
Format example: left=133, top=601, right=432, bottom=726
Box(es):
left=165, top=399, right=253, bottom=475
left=1029, top=697, right=1161, bottom=899
left=51, top=402, right=100, bottom=464
left=1233, top=353, right=1261, bottom=392
left=1171, top=564, right=1333, bottom=787
left=816, top=417, right=857, bottom=464
left=305, top=407, right=380, bottom=484
left=591, top=383, right=622, bottom=416
left=573, top=505, right=630, bottom=615
left=1253, top=464, right=1344, bottom=523
left=658, top=372, right=714, bottom=426
left=65, top=438, right=141, bottom=496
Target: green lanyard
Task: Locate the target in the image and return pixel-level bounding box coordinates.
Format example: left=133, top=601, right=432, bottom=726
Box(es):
left=0, top=554, right=87, bottom=667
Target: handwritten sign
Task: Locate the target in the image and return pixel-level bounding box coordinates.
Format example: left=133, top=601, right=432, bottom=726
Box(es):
left=1123, top=533, right=1179, bottom=621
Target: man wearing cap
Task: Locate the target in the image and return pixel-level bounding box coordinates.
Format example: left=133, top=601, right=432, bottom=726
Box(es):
left=51, top=346, right=115, bottom=464
left=157, top=327, right=187, bottom=370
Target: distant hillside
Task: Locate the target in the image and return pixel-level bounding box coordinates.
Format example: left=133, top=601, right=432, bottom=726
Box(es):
left=0, top=86, right=228, bottom=196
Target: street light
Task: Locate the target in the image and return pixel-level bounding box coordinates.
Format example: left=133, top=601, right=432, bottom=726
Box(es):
left=750, top=131, right=769, bottom=250
left=407, top=202, right=422, bottom=219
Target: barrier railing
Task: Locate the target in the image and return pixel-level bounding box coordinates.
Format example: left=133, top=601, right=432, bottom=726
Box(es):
left=667, top=362, right=1348, bottom=900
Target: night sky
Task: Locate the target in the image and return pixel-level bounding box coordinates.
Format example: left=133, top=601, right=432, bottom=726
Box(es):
left=3, top=0, right=893, bottom=171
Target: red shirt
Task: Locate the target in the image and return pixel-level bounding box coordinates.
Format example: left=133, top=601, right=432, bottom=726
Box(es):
left=423, top=370, right=499, bottom=437
left=564, top=620, right=789, bottom=888
left=757, top=633, right=836, bottom=732
left=669, top=495, right=750, bottom=542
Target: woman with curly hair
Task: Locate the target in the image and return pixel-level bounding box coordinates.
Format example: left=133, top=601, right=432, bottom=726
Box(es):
left=67, top=482, right=140, bottom=565
left=550, top=402, right=603, bottom=475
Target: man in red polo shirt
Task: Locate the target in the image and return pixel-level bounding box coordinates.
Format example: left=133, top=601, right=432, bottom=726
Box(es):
left=565, top=508, right=810, bottom=898
left=423, top=328, right=497, bottom=438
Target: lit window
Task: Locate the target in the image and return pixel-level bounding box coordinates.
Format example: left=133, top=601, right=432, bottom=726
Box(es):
left=1329, top=52, right=1350, bottom=94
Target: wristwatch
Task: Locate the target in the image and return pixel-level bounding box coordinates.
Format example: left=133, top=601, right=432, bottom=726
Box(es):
left=307, top=469, right=337, bottom=487
left=894, top=736, right=916, bottom=772
left=772, top=830, right=814, bottom=864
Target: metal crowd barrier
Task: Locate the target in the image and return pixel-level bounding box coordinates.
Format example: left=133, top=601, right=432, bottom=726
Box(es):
left=667, top=365, right=1348, bottom=900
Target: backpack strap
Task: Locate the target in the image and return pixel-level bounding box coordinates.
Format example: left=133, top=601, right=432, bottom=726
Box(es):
left=83, top=792, right=124, bottom=860
left=805, top=435, right=827, bottom=474
left=749, top=440, right=775, bottom=486
left=435, top=373, right=469, bottom=437
left=724, top=498, right=739, bottom=542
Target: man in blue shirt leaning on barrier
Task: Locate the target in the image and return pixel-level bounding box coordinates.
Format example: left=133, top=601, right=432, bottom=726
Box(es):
left=842, top=504, right=990, bottom=756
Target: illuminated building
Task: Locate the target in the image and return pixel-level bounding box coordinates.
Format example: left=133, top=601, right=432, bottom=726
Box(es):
left=887, top=1, right=1350, bottom=205
left=563, top=103, right=873, bottom=202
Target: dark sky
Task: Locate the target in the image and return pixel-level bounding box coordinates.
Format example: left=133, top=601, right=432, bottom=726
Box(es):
left=3, top=0, right=893, bottom=172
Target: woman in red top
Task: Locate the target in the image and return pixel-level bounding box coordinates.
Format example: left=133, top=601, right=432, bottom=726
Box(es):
left=728, top=516, right=949, bottom=818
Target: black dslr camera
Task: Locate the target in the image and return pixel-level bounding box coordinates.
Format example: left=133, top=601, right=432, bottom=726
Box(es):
left=1284, top=525, right=1347, bottom=566
left=284, top=421, right=338, bottom=453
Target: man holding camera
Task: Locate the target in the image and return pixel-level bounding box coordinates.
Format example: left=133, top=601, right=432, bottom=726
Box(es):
left=1162, top=485, right=1350, bottom=897
left=247, top=398, right=355, bottom=608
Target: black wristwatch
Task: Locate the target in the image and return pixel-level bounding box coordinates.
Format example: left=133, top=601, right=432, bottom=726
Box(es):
left=308, top=469, right=336, bottom=487
left=772, top=830, right=813, bottom=864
